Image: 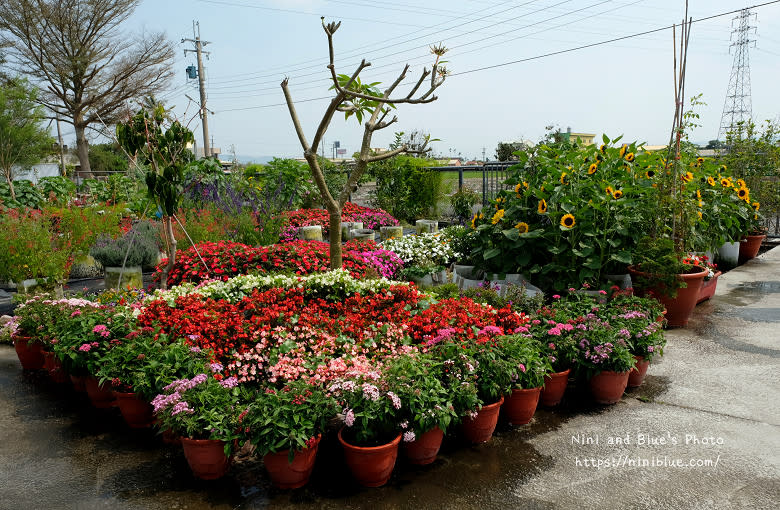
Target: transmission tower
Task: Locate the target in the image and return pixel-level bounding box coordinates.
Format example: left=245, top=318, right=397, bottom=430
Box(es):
left=717, top=9, right=756, bottom=142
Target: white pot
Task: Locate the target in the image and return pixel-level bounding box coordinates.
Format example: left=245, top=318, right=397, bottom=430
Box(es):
left=717, top=241, right=739, bottom=268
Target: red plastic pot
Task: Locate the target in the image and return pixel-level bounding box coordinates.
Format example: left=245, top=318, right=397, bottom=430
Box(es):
left=43, top=351, right=68, bottom=384
left=114, top=391, right=154, bottom=428
left=589, top=370, right=630, bottom=404
left=739, top=234, right=765, bottom=263
left=84, top=376, right=116, bottom=409
left=403, top=426, right=444, bottom=465
left=181, top=437, right=231, bottom=480
left=628, top=265, right=707, bottom=327
left=628, top=357, right=650, bottom=388
left=13, top=336, right=44, bottom=370
left=697, top=271, right=722, bottom=304
left=339, top=429, right=401, bottom=487
left=263, top=435, right=321, bottom=489
left=540, top=368, right=571, bottom=407
left=461, top=396, right=504, bottom=444
left=503, top=387, right=542, bottom=425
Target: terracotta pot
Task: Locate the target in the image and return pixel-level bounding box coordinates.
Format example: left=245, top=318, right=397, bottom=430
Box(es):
left=43, top=351, right=69, bottom=384
left=160, top=428, right=181, bottom=446
left=589, top=370, right=630, bottom=404
left=181, top=437, right=231, bottom=480
left=696, top=271, right=722, bottom=304
left=540, top=369, right=571, bottom=407
left=84, top=376, right=116, bottom=409
left=114, top=391, right=154, bottom=428
left=503, top=387, right=542, bottom=425
left=338, top=428, right=401, bottom=487
left=263, top=435, right=321, bottom=489
left=403, top=426, right=444, bottom=465
left=628, top=357, right=650, bottom=388
left=628, top=266, right=707, bottom=327
left=13, top=336, right=45, bottom=370
left=461, top=396, right=504, bottom=444
left=739, top=234, right=766, bottom=263
left=70, top=374, right=87, bottom=392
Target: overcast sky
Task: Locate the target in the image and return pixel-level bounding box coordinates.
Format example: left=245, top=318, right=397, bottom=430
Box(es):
left=101, top=0, right=780, bottom=161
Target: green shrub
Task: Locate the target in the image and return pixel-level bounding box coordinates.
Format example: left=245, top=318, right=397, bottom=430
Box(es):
left=0, top=179, right=44, bottom=209
left=90, top=221, right=160, bottom=268
left=369, top=155, right=443, bottom=222
left=38, top=176, right=76, bottom=204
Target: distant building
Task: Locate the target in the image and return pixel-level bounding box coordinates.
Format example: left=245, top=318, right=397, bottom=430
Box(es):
left=560, top=127, right=596, bottom=146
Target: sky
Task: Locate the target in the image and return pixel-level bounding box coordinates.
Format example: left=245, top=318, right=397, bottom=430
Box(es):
left=69, top=0, right=780, bottom=161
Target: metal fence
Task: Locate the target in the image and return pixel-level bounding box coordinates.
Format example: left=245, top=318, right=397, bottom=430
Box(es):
left=430, top=161, right=517, bottom=206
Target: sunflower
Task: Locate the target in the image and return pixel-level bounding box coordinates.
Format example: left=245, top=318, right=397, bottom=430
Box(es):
left=619, top=144, right=627, bottom=158
left=720, top=178, right=731, bottom=187
left=737, top=187, right=749, bottom=201
left=682, top=171, right=693, bottom=182
left=491, top=209, right=505, bottom=225
left=625, top=152, right=635, bottom=162
left=523, top=181, right=529, bottom=190
left=720, top=165, right=727, bottom=172
left=515, top=221, right=529, bottom=234
left=696, top=157, right=704, bottom=165
left=587, top=163, right=598, bottom=175
left=697, top=211, right=703, bottom=220
left=612, top=190, right=623, bottom=199
left=605, top=186, right=615, bottom=196
left=514, top=182, right=524, bottom=195
left=470, top=213, right=478, bottom=229
left=600, top=144, right=607, bottom=153
left=537, top=199, right=548, bottom=214
left=707, top=176, right=716, bottom=186
left=560, top=214, right=575, bottom=228
left=753, top=202, right=760, bottom=211
left=560, top=172, right=568, bottom=185
left=596, top=153, right=604, bottom=162
left=736, top=178, right=746, bottom=188
left=646, top=169, right=656, bottom=179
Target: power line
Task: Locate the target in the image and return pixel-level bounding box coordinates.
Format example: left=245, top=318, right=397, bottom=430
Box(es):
left=213, top=0, right=780, bottom=112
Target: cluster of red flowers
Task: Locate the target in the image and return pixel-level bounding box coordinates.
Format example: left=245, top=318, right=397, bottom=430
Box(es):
left=156, top=240, right=380, bottom=286
left=138, top=281, right=525, bottom=386
left=279, top=202, right=399, bottom=242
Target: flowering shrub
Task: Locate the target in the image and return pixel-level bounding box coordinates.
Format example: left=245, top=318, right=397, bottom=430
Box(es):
left=573, top=318, right=636, bottom=375
left=381, top=231, right=458, bottom=268
left=155, top=240, right=399, bottom=286
left=152, top=371, right=242, bottom=443
left=604, top=295, right=666, bottom=361
left=244, top=379, right=339, bottom=458
left=498, top=335, right=553, bottom=389
left=279, top=202, right=399, bottom=242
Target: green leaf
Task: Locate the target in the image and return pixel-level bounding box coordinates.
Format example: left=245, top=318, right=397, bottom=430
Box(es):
left=483, top=248, right=501, bottom=260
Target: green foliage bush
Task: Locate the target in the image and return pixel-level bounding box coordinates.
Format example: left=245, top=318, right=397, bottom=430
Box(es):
left=90, top=221, right=160, bottom=268
left=38, top=176, right=76, bottom=204
left=0, top=179, right=44, bottom=209
left=369, top=155, right=444, bottom=222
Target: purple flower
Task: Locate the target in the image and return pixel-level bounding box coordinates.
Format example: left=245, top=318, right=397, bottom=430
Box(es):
left=189, top=346, right=202, bottom=353
left=219, top=376, right=238, bottom=389
left=170, top=401, right=194, bottom=416
left=210, top=362, right=224, bottom=373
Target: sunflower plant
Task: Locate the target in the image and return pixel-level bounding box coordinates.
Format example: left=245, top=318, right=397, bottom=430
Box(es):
left=470, top=135, right=650, bottom=291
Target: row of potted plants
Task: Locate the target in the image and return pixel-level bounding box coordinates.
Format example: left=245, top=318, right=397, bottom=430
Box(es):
left=9, top=270, right=666, bottom=488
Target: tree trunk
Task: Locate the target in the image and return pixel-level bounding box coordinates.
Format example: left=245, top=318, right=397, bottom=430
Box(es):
left=327, top=203, right=343, bottom=269
left=161, top=216, right=177, bottom=290
left=3, top=171, right=15, bottom=201
left=74, top=122, right=92, bottom=178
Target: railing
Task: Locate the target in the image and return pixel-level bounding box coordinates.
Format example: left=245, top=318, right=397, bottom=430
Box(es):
left=430, top=161, right=517, bottom=205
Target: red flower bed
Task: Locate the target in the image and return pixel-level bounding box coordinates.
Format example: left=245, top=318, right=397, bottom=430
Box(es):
left=156, top=240, right=378, bottom=286
left=279, top=202, right=399, bottom=242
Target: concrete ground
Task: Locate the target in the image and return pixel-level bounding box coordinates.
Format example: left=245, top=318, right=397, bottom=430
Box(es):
left=0, top=249, right=778, bottom=510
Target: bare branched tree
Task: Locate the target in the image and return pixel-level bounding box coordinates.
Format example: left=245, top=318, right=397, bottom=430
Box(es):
left=282, top=19, right=448, bottom=269
left=0, top=0, right=175, bottom=177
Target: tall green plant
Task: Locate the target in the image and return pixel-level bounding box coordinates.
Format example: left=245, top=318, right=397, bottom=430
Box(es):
left=369, top=155, right=442, bottom=222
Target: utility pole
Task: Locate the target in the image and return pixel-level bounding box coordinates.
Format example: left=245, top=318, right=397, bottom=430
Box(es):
left=183, top=21, right=211, bottom=158
left=482, top=146, right=486, bottom=162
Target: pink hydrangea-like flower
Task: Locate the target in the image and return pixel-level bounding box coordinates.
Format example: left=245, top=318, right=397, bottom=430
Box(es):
left=219, top=376, right=238, bottom=389
left=92, top=324, right=110, bottom=338
left=210, top=362, right=223, bottom=373
left=362, top=382, right=380, bottom=401
left=403, top=431, right=416, bottom=443
left=387, top=391, right=401, bottom=410
left=78, top=343, right=92, bottom=352
left=70, top=310, right=82, bottom=317
left=344, top=408, right=355, bottom=427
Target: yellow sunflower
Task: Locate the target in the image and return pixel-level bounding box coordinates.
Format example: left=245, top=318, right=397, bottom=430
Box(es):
left=600, top=144, right=607, bottom=153
left=514, top=182, right=523, bottom=195
left=605, top=186, right=615, bottom=196
left=697, top=211, right=703, bottom=220
left=682, top=171, right=693, bottom=182
left=646, top=169, right=656, bottom=179
left=625, top=152, right=635, bottom=162
left=737, top=187, right=749, bottom=201
left=537, top=199, right=548, bottom=214
left=560, top=172, right=568, bottom=185
left=619, top=144, right=627, bottom=158
left=753, top=202, right=760, bottom=211
left=470, top=214, right=478, bottom=229
left=612, top=190, right=623, bottom=199
left=491, top=209, right=505, bottom=225
left=737, top=178, right=746, bottom=188
left=696, top=189, right=702, bottom=200
left=720, top=165, right=727, bottom=172
left=515, top=221, right=529, bottom=234
left=696, top=157, right=704, bottom=165
left=720, top=178, right=731, bottom=187
left=560, top=214, right=576, bottom=228
left=587, top=163, right=598, bottom=175
left=707, top=176, right=716, bottom=186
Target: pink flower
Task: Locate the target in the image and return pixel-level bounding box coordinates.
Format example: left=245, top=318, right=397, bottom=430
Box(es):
left=92, top=324, right=110, bottom=338
left=344, top=408, right=355, bottom=427
left=518, top=363, right=526, bottom=373
left=387, top=391, right=401, bottom=410
left=403, top=431, right=416, bottom=443
left=70, top=310, right=82, bottom=317
left=78, top=343, right=92, bottom=352
left=599, top=290, right=607, bottom=295
left=552, top=294, right=561, bottom=299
